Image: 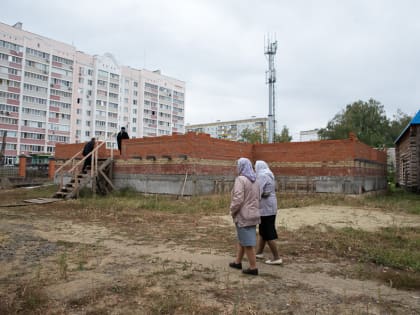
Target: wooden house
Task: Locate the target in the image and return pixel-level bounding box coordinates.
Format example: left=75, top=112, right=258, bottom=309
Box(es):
left=395, top=110, right=420, bottom=192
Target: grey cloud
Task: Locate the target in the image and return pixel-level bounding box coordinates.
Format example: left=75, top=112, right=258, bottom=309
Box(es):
left=2, top=0, right=419, bottom=137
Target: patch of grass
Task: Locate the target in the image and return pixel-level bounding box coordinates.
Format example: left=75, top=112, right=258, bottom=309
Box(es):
left=56, top=239, right=76, bottom=248
left=57, top=252, right=68, bottom=280
left=77, top=191, right=230, bottom=215
left=331, top=227, right=420, bottom=272
left=148, top=267, right=178, bottom=277
left=287, top=225, right=420, bottom=289
left=77, top=245, right=88, bottom=271
left=364, top=188, right=420, bottom=215
left=147, top=289, right=220, bottom=315
left=0, top=184, right=58, bottom=205
left=19, top=283, right=49, bottom=313
left=277, top=189, right=420, bottom=215
left=376, top=269, right=420, bottom=290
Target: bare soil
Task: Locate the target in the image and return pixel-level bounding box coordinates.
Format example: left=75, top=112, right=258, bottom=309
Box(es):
left=0, top=192, right=419, bottom=314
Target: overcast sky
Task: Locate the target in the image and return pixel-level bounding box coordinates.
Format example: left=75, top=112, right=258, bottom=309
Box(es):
left=2, top=0, right=419, bottom=139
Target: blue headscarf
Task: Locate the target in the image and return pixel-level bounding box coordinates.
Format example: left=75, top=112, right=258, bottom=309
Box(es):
left=237, top=157, right=256, bottom=182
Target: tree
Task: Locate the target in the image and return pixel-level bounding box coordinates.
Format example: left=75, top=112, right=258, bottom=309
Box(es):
left=274, top=125, right=292, bottom=142
left=318, top=99, right=409, bottom=147
left=387, top=109, right=412, bottom=144
left=240, top=128, right=266, bottom=144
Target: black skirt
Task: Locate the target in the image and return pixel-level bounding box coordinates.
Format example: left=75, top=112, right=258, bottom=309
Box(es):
left=258, top=215, right=278, bottom=241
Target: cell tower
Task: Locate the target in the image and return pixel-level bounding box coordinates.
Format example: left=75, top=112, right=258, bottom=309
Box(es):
left=265, top=35, right=277, bottom=143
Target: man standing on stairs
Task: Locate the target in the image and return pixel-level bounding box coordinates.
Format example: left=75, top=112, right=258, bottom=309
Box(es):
left=82, top=138, right=95, bottom=174
left=117, top=127, right=129, bottom=154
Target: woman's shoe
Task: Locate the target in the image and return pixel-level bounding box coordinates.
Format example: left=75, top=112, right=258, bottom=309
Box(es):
left=229, top=262, right=242, bottom=270
left=242, top=268, right=258, bottom=276
left=255, top=253, right=265, bottom=259
left=265, top=258, right=283, bottom=265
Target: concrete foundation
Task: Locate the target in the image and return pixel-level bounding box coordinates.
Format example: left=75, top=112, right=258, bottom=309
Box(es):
left=111, top=174, right=388, bottom=196
left=113, top=173, right=235, bottom=196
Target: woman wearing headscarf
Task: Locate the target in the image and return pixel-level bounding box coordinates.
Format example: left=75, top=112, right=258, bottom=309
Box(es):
left=255, top=160, right=282, bottom=265
left=229, top=157, right=261, bottom=275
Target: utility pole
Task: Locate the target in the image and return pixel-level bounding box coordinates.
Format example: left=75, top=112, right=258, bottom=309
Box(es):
left=265, top=36, right=277, bottom=143
left=0, top=130, right=6, bottom=166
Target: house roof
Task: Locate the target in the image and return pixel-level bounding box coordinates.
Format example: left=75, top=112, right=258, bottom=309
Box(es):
left=394, top=110, right=420, bottom=144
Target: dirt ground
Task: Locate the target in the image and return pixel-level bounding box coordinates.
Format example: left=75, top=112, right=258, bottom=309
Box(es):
left=0, top=192, right=420, bottom=314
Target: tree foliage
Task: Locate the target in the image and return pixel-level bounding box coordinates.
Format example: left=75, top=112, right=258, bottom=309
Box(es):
left=318, top=99, right=412, bottom=147
left=274, top=125, right=292, bottom=142
left=240, top=125, right=293, bottom=144
left=388, top=109, right=412, bottom=143
left=240, top=128, right=265, bottom=144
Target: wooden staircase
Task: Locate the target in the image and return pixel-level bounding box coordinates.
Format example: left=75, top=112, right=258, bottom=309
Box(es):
left=54, top=141, right=115, bottom=199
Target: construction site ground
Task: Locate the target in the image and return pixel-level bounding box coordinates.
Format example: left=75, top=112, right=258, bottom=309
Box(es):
left=0, top=185, right=419, bottom=314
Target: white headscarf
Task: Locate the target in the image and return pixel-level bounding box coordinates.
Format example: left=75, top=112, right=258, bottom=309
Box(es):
left=255, top=160, right=274, bottom=180
left=237, top=157, right=256, bottom=182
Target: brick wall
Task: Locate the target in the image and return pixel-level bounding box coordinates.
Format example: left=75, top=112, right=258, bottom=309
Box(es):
left=122, top=132, right=253, bottom=161
left=54, top=132, right=387, bottom=194
left=55, top=141, right=116, bottom=160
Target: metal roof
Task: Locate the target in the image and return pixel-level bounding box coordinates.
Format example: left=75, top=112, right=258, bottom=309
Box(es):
left=394, top=110, right=420, bottom=144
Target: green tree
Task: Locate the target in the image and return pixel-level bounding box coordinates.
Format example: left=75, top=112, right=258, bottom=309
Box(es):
left=318, top=99, right=406, bottom=147
left=274, top=125, right=292, bottom=143
left=387, top=109, right=412, bottom=144
left=240, top=128, right=266, bottom=144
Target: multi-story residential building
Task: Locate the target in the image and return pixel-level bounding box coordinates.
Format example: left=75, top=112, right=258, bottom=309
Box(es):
left=299, top=129, right=320, bottom=142
left=0, top=21, right=185, bottom=164
left=186, top=117, right=267, bottom=141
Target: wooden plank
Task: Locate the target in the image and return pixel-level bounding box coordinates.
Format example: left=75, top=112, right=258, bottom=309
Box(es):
left=24, top=198, right=61, bottom=204
left=99, top=169, right=116, bottom=190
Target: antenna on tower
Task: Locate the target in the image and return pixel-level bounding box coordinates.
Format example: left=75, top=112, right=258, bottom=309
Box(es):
left=265, top=34, right=277, bottom=143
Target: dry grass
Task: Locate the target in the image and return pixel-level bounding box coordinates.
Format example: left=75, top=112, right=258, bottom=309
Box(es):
left=281, top=225, right=420, bottom=289
left=0, top=184, right=419, bottom=314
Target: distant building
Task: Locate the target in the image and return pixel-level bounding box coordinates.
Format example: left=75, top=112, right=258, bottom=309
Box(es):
left=0, top=21, right=185, bottom=163
left=299, top=129, right=320, bottom=142
left=394, top=110, right=420, bottom=192
left=186, top=117, right=268, bottom=141
left=387, top=147, right=396, bottom=174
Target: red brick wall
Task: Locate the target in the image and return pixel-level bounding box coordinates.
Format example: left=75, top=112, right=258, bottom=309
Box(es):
left=122, top=132, right=253, bottom=160
left=254, top=139, right=355, bottom=162
left=54, top=132, right=386, bottom=178
left=114, top=162, right=236, bottom=176
left=55, top=141, right=114, bottom=160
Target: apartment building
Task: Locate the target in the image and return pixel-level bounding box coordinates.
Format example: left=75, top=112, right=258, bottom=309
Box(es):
left=299, top=129, right=320, bottom=142
left=0, top=21, right=185, bottom=164
left=186, top=117, right=267, bottom=141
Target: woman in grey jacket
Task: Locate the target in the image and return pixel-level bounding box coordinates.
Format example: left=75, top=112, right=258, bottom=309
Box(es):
left=229, top=158, right=261, bottom=275
left=255, top=160, right=282, bottom=265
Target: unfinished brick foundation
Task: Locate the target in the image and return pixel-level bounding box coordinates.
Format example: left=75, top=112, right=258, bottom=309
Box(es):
left=54, top=132, right=387, bottom=195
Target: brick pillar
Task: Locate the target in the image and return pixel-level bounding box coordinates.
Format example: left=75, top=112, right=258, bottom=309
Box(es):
left=18, top=155, right=27, bottom=177
left=48, top=157, right=56, bottom=179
